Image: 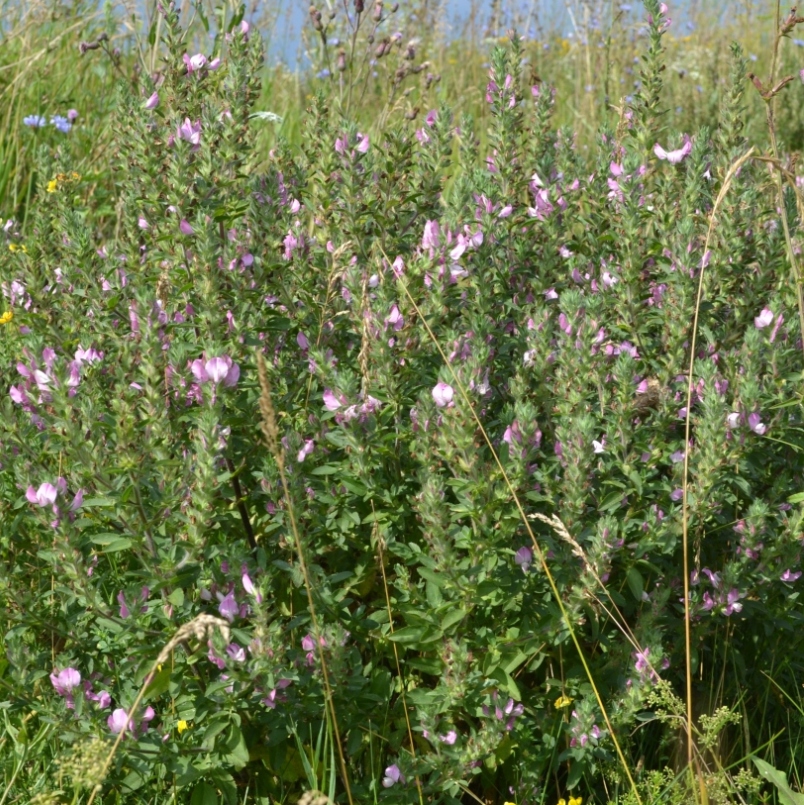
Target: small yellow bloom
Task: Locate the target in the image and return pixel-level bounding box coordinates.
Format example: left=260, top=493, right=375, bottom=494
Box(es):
left=558, top=799, right=566, bottom=805
left=504, top=802, right=516, bottom=805
left=8, top=243, right=18, bottom=252
left=177, top=719, right=189, bottom=734
left=569, top=798, right=583, bottom=805
left=47, top=179, right=59, bottom=193
left=0, top=311, right=13, bottom=325
left=554, top=695, right=573, bottom=709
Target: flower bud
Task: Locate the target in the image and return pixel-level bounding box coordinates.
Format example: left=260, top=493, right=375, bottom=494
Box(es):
left=337, top=48, right=347, bottom=72
left=354, top=0, right=364, bottom=12
left=372, top=1, right=383, bottom=20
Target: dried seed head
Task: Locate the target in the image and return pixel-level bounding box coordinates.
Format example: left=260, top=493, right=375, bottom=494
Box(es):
left=405, top=43, right=415, bottom=60
left=337, top=48, right=347, bottom=71
left=372, top=1, right=383, bottom=20
left=309, top=5, right=323, bottom=30
left=404, top=106, right=419, bottom=120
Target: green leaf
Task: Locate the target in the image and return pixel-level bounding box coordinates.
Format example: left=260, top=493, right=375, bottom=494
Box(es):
left=626, top=567, right=644, bottom=601
left=168, top=588, right=185, bottom=607
left=221, top=725, right=249, bottom=770
left=190, top=781, right=219, bottom=805
left=388, top=624, right=443, bottom=645
left=752, top=758, right=804, bottom=805
left=788, top=491, right=804, bottom=504
left=144, top=665, right=172, bottom=701
left=90, top=534, right=132, bottom=552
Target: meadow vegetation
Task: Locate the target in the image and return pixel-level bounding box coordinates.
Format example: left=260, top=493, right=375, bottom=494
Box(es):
left=2, top=0, right=804, bottom=804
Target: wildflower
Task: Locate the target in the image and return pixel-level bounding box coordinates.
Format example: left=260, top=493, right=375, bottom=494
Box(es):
left=747, top=412, right=766, bottom=435
left=554, top=694, right=573, bottom=708
left=323, top=389, right=344, bottom=411
left=144, top=91, right=160, bottom=110
left=177, top=719, right=189, bottom=734
left=51, top=115, right=71, bottom=133
left=432, top=381, right=454, bottom=408
left=0, top=311, right=12, bottom=325
left=176, top=118, right=202, bottom=148
left=50, top=667, right=81, bottom=696
left=242, top=570, right=263, bottom=603
left=386, top=304, right=404, bottom=331
left=754, top=307, right=774, bottom=329
left=67, top=109, right=79, bottom=121
left=26, top=482, right=60, bottom=507
left=382, top=764, right=405, bottom=787
left=179, top=218, right=195, bottom=236
left=653, top=134, right=692, bottom=163
left=205, top=355, right=240, bottom=386
left=514, top=545, right=533, bottom=572
left=592, top=438, right=605, bottom=454
left=108, top=708, right=134, bottom=734
left=23, top=114, right=47, bottom=128
left=297, top=439, right=315, bottom=462
left=183, top=53, right=208, bottom=72
left=439, top=730, right=457, bottom=744
left=218, top=591, right=238, bottom=622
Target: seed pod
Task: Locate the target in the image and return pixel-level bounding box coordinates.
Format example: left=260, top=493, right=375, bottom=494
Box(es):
left=404, top=43, right=415, bottom=60
left=404, top=106, right=419, bottom=120
left=354, top=0, right=364, bottom=12
left=309, top=5, right=323, bottom=30
left=391, top=2, right=398, bottom=10
left=337, top=48, right=347, bottom=72
left=372, top=1, right=383, bottom=21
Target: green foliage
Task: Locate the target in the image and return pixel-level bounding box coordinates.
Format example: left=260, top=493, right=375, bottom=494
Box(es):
left=1, top=2, right=804, bottom=805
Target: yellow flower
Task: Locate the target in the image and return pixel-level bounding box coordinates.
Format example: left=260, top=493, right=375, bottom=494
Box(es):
left=504, top=802, right=517, bottom=805
left=569, top=798, right=583, bottom=805
left=0, top=311, right=13, bottom=325
left=8, top=243, right=18, bottom=252
left=558, top=799, right=566, bottom=805
left=554, top=695, right=573, bottom=709
left=46, top=179, right=59, bottom=193
left=177, top=719, right=189, bottom=734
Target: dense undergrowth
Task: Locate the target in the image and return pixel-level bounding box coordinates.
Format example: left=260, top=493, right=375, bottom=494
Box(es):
left=2, top=1, right=804, bottom=804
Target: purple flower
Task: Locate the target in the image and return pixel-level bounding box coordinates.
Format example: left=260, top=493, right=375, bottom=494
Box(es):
left=754, top=307, right=774, bottom=329
left=176, top=118, right=201, bottom=148
left=323, top=389, right=344, bottom=411
left=723, top=589, right=743, bottom=616
left=514, top=546, right=533, bottom=572
left=67, top=108, right=79, bottom=121
left=242, top=570, right=263, bottom=603
left=23, top=114, right=47, bottom=128
left=781, top=569, right=802, bottom=582
left=143, top=91, right=159, bottom=110
left=218, top=591, right=238, bottom=622
left=297, top=331, right=310, bottom=351
left=26, top=482, right=59, bottom=507
left=382, top=764, right=405, bottom=787
left=226, top=643, right=246, bottom=663
left=183, top=52, right=208, bottom=72
left=297, top=439, right=315, bottom=463
left=439, top=730, right=457, bottom=745
left=108, top=708, right=133, bottom=734
left=301, top=634, right=316, bottom=652
left=653, top=134, right=692, bottom=163
left=386, top=304, right=404, bottom=331
left=747, top=412, right=766, bottom=435
left=50, top=667, right=81, bottom=696
left=356, top=133, right=370, bottom=153
left=179, top=218, right=195, bottom=236
left=205, top=355, right=240, bottom=387
left=432, top=381, right=454, bottom=408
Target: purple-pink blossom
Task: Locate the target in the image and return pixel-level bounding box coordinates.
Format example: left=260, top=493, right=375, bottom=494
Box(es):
left=432, top=381, right=454, bottom=408
left=382, top=764, right=405, bottom=787
left=51, top=667, right=81, bottom=696
left=754, top=307, right=774, bottom=329
left=653, top=134, right=692, bottom=164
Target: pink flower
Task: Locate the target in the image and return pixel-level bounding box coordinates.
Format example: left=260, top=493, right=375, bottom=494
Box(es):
left=205, top=355, right=240, bottom=387
left=754, top=307, right=774, bottom=329
left=297, top=331, right=310, bottom=351
left=383, top=764, right=405, bottom=787
left=653, top=135, right=692, bottom=164
left=323, top=389, right=344, bottom=411
left=144, top=91, right=159, bottom=110
left=242, top=571, right=263, bottom=603
left=108, top=708, right=134, bottom=734
left=432, top=381, right=454, bottom=408
left=439, top=730, right=457, bottom=745
left=179, top=219, right=195, bottom=236
left=748, top=412, right=766, bottom=435
left=176, top=118, right=202, bottom=148
left=301, top=634, right=316, bottom=652
left=218, top=591, right=238, bottom=622
left=50, top=667, right=81, bottom=696
left=183, top=53, right=208, bottom=73
left=27, top=482, right=58, bottom=507
left=297, top=439, right=315, bottom=463
left=386, top=304, right=404, bottom=331
left=782, top=569, right=802, bottom=582
left=356, top=133, right=370, bottom=153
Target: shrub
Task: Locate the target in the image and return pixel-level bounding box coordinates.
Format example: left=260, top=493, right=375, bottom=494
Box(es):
left=1, top=1, right=803, bottom=803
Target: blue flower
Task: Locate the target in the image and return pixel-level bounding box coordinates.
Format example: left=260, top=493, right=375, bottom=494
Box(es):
left=51, top=115, right=72, bottom=133
left=23, top=114, right=47, bottom=128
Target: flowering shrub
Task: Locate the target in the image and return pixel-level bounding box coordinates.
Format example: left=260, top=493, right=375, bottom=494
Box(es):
left=1, top=1, right=804, bottom=803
